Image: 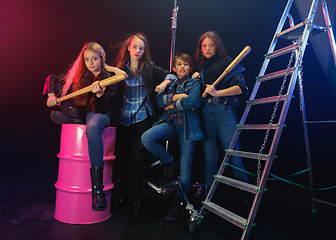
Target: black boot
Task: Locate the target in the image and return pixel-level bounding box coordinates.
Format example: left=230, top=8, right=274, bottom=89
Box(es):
left=159, top=159, right=176, bottom=188
left=50, top=110, right=82, bottom=124
left=50, top=100, right=82, bottom=124
left=165, top=197, right=185, bottom=222
left=132, top=190, right=142, bottom=216
left=112, top=190, right=129, bottom=208
left=90, top=167, right=107, bottom=211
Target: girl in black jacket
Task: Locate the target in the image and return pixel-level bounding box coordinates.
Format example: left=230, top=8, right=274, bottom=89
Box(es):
left=106, top=33, right=171, bottom=216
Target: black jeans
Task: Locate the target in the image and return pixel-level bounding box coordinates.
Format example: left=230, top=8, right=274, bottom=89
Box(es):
left=116, top=117, right=153, bottom=193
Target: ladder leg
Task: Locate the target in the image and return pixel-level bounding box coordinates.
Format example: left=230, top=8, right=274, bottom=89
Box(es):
left=321, top=0, right=336, bottom=66
left=298, top=74, right=317, bottom=212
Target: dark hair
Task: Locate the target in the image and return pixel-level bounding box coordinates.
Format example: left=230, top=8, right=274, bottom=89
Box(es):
left=114, top=32, right=152, bottom=72
left=172, top=53, right=193, bottom=68
left=195, top=31, right=227, bottom=70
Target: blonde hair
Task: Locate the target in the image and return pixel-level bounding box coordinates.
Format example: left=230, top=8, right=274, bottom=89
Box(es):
left=61, top=42, right=106, bottom=106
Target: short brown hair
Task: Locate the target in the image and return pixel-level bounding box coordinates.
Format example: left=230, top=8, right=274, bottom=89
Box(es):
left=172, top=53, right=193, bottom=68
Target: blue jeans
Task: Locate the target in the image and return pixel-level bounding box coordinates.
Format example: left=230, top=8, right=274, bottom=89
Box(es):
left=200, top=99, right=248, bottom=186
left=141, top=122, right=195, bottom=198
left=86, top=112, right=110, bottom=167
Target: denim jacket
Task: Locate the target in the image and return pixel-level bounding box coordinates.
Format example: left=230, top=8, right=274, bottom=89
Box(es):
left=155, top=75, right=203, bottom=141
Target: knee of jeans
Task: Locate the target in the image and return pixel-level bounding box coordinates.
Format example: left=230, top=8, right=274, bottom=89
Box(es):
left=141, top=131, right=156, bottom=147
left=141, top=132, right=148, bottom=146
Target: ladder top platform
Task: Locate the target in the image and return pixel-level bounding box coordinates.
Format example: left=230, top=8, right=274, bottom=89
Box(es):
left=277, top=22, right=326, bottom=40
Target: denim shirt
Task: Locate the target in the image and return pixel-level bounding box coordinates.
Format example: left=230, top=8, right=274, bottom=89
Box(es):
left=156, top=74, right=203, bottom=142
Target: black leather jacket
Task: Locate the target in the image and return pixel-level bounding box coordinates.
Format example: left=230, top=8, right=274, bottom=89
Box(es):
left=43, top=70, right=117, bottom=123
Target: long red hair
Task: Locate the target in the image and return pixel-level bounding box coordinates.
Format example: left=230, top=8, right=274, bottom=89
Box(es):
left=114, top=33, right=152, bottom=73
left=62, top=42, right=106, bottom=106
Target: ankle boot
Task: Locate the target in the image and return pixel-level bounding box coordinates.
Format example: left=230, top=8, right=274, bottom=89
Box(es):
left=50, top=110, right=82, bottom=124
left=132, top=190, right=142, bottom=216
left=90, top=167, right=107, bottom=211
left=159, top=159, right=176, bottom=188
left=165, top=197, right=185, bottom=222
left=113, top=191, right=129, bottom=208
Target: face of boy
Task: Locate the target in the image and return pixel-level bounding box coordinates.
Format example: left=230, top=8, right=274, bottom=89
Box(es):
left=84, top=50, right=102, bottom=76
left=128, top=37, right=145, bottom=61
left=173, top=58, right=192, bottom=79
left=201, top=38, right=217, bottom=59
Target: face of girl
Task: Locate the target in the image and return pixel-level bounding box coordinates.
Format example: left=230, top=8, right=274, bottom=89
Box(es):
left=201, top=38, right=217, bottom=59
left=172, top=58, right=192, bottom=79
left=84, top=50, right=102, bottom=76
left=128, top=37, right=145, bottom=61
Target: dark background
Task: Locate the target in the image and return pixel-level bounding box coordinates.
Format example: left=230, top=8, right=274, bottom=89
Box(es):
left=0, top=0, right=335, bottom=200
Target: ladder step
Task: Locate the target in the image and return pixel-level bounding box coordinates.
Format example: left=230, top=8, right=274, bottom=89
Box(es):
left=203, top=202, right=247, bottom=229
left=256, top=68, right=295, bottom=82
left=226, top=149, right=270, bottom=161
left=264, top=43, right=300, bottom=59
left=246, top=95, right=287, bottom=106
left=215, top=175, right=259, bottom=194
left=276, top=22, right=326, bottom=40
left=237, top=124, right=280, bottom=130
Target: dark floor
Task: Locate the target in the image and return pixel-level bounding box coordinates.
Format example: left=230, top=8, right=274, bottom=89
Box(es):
left=1, top=169, right=335, bottom=240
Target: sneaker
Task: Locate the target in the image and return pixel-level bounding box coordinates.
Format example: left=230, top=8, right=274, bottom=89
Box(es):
left=165, top=197, right=185, bottom=222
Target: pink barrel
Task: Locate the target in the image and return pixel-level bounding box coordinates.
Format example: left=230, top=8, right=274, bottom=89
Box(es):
left=54, top=124, right=116, bottom=224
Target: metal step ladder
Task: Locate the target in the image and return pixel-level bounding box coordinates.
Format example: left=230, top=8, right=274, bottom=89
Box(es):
left=189, top=0, right=336, bottom=239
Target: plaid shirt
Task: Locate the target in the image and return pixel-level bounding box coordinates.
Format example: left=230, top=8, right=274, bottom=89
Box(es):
left=118, top=62, right=152, bottom=126
left=165, top=75, right=186, bottom=126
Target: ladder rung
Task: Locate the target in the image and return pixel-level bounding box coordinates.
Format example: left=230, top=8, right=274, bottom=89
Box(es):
left=237, top=124, right=280, bottom=130
left=264, top=43, right=300, bottom=59
left=276, top=22, right=326, bottom=40
left=203, top=202, right=247, bottom=229
left=215, top=175, right=259, bottom=194
left=246, top=95, right=287, bottom=106
left=256, top=68, right=295, bottom=82
left=226, top=149, right=270, bottom=161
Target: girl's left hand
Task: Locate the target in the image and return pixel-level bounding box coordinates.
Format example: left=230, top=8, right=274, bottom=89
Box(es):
left=104, top=65, right=128, bottom=78
left=91, top=81, right=106, bottom=98
left=205, top=84, right=219, bottom=97
left=113, top=68, right=128, bottom=77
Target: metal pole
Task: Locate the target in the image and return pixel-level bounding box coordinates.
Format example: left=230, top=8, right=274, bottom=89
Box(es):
left=166, top=0, right=179, bottom=152
left=169, top=0, right=178, bottom=71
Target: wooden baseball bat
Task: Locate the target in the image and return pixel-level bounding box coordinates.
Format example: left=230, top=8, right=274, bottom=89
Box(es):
left=202, top=46, right=251, bottom=98
left=47, top=72, right=126, bottom=107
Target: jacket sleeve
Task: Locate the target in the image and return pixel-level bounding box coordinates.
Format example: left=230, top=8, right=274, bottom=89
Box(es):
left=94, top=71, right=118, bottom=114
left=229, top=72, right=249, bottom=99
left=156, top=85, right=174, bottom=108
left=42, top=74, right=65, bottom=97
left=152, top=64, right=169, bottom=85
left=94, top=83, right=117, bottom=114
left=175, top=78, right=203, bottom=110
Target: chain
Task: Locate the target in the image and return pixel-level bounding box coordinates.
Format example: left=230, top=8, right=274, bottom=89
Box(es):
left=298, top=56, right=304, bottom=111
left=256, top=49, right=295, bottom=184
left=256, top=18, right=312, bottom=185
